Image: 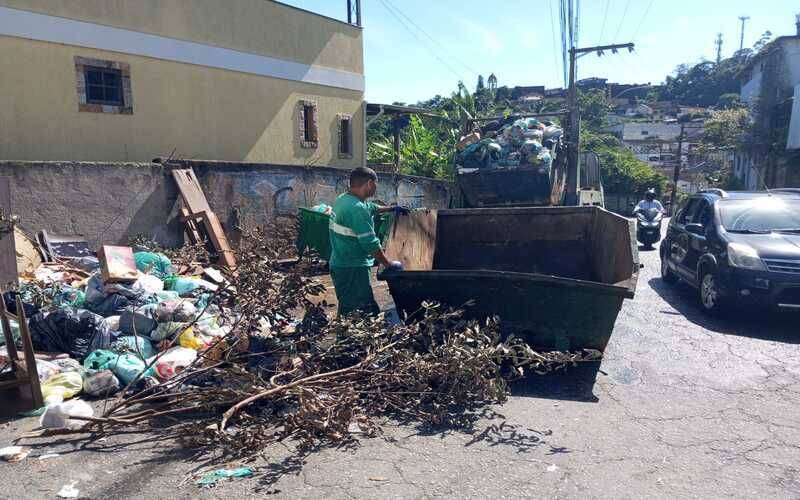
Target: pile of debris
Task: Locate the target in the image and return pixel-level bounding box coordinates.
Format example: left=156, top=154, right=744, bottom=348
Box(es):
left=456, top=117, right=563, bottom=173
left=3, top=208, right=599, bottom=482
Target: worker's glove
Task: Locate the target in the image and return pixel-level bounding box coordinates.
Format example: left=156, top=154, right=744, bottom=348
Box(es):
left=388, top=260, right=404, bottom=271
left=392, top=205, right=411, bottom=216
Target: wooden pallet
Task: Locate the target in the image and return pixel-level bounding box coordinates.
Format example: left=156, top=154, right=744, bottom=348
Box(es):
left=171, top=169, right=236, bottom=269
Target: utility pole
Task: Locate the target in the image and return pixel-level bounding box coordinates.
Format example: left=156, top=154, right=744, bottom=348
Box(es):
left=715, top=33, right=723, bottom=64
left=565, top=42, right=634, bottom=204
left=738, top=16, right=750, bottom=52
left=347, top=0, right=362, bottom=27
left=669, top=123, right=697, bottom=215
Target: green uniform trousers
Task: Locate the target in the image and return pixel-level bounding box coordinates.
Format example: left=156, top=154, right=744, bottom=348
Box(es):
left=330, top=266, right=379, bottom=317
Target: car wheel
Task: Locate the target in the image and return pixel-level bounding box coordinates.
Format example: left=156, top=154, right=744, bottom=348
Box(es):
left=660, top=252, right=677, bottom=283
left=699, top=270, right=724, bottom=314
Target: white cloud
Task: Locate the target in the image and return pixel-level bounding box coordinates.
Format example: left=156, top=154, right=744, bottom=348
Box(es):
left=457, top=18, right=504, bottom=56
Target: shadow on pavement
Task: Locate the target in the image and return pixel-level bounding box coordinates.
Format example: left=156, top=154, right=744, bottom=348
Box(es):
left=648, top=276, right=800, bottom=344
left=510, top=361, right=601, bottom=403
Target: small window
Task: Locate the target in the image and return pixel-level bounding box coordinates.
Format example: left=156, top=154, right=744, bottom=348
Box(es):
left=85, top=67, right=123, bottom=106
left=298, top=100, right=319, bottom=148
left=641, top=130, right=649, bottom=135
left=338, top=114, right=353, bottom=159
left=74, top=56, right=132, bottom=114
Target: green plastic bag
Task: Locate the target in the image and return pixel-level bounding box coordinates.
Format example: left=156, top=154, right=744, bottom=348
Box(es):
left=53, top=287, right=86, bottom=309
left=163, top=276, right=200, bottom=295
left=112, top=353, right=155, bottom=385
left=134, top=252, right=173, bottom=278
left=196, top=467, right=254, bottom=487
left=113, top=335, right=156, bottom=359
left=83, top=350, right=119, bottom=371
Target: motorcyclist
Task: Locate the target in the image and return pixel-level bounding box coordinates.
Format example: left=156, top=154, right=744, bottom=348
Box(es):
left=634, top=188, right=665, bottom=215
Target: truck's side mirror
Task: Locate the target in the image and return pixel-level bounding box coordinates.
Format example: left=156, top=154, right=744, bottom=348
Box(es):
left=685, top=223, right=704, bottom=235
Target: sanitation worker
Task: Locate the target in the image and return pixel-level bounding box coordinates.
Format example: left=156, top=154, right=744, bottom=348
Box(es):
left=329, top=167, right=408, bottom=316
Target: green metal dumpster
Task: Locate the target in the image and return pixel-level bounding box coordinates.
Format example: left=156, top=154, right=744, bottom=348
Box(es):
left=378, top=207, right=638, bottom=352
left=297, top=208, right=394, bottom=261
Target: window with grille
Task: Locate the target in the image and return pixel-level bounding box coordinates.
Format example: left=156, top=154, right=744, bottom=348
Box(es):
left=74, top=56, right=132, bottom=114
left=299, top=100, right=319, bottom=148
left=338, top=115, right=353, bottom=158
left=85, top=67, right=124, bottom=106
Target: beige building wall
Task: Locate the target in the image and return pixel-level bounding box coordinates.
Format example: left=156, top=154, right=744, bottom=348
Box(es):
left=0, top=1, right=364, bottom=165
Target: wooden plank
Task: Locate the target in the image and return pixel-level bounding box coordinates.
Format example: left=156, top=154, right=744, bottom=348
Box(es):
left=0, top=293, right=19, bottom=364
left=178, top=202, right=203, bottom=244
left=16, top=295, right=43, bottom=408
left=0, top=177, right=18, bottom=287
left=171, top=169, right=211, bottom=215
left=199, top=211, right=236, bottom=268
left=171, top=168, right=236, bottom=268
left=383, top=210, right=437, bottom=271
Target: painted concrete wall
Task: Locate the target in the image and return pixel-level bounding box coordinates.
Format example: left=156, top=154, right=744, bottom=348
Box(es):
left=1, top=161, right=454, bottom=249
left=0, top=1, right=364, bottom=164
left=0, top=0, right=363, bottom=73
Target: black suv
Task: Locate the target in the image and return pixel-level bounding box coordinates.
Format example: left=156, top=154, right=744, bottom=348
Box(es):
left=660, top=189, right=800, bottom=313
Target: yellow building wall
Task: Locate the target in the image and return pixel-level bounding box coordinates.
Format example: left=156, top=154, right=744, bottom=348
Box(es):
left=0, top=0, right=363, bottom=73
left=0, top=37, right=364, bottom=164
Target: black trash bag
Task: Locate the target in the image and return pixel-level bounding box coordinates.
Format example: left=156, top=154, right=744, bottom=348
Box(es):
left=86, top=293, right=131, bottom=317
left=3, top=291, right=40, bottom=317
left=28, top=309, right=110, bottom=360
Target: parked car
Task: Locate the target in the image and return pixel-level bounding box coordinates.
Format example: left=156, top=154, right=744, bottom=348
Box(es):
left=660, top=189, right=800, bottom=314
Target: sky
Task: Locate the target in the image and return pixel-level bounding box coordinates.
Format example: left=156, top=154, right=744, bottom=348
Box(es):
left=280, top=0, right=800, bottom=104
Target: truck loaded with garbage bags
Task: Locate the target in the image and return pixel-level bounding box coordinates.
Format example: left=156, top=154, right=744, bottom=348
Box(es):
left=453, top=113, right=603, bottom=208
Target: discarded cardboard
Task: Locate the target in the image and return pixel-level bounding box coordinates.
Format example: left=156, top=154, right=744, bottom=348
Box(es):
left=98, top=245, right=138, bottom=283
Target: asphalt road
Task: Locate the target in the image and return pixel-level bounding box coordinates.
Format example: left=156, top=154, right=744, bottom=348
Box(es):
left=2, top=243, right=800, bottom=499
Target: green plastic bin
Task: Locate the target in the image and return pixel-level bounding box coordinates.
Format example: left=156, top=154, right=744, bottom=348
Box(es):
left=297, top=207, right=394, bottom=262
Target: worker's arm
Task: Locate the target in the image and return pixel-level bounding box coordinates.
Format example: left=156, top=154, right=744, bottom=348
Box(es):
left=352, top=204, right=403, bottom=270
left=375, top=204, right=411, bottom=215
left=372, top=248, right=392, bottom=268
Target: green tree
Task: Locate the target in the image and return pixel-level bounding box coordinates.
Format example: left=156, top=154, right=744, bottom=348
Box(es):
left=476, top=75, right=485, bottom=93
left=578, top=89, right=610, bottom=129
left=715, top=93, right=741, bottom=110
left=578, top=89, right=667, bottom=194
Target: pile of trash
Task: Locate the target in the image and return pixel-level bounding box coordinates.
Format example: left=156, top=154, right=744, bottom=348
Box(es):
left=456, top=116, right=563, bottom=175
left=7, top=223, right=599, bottom=481
left=3, top=237, right=235, bottom=428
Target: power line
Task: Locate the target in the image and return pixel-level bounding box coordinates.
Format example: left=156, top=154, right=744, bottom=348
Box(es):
left=548, top=0, right=561, bottom=82
left=598, top=0, right=611, bottom=44
left=377, top=0, right=466, bottom=82
left=631, top=0, right=656, bottom=41
left=613, top=0, right=632, bottom=42
left=559, top=0, right=569, bottom=87
left=381, top=0, right=480, bottom=78
left=568, top=0, right=575, bottom=50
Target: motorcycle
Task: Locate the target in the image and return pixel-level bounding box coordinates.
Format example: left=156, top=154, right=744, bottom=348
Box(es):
left=636, top=207, right=663, bottom=249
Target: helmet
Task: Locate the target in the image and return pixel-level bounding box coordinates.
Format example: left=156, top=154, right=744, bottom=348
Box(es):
left=645, top=188, right=656, bottom=200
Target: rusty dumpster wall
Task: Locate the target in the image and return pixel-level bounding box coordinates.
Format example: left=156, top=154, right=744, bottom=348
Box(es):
left=0, top=161, right=453, bottom=248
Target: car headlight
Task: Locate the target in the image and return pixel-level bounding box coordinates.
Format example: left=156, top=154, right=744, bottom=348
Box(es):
left=727, top=242, right=767, bottom=271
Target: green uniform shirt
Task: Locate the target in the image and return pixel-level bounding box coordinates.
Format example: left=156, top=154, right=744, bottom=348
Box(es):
left=329, top=193, right=381, bottom=268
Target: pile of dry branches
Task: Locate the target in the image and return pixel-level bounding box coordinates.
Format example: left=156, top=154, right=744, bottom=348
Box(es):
left=66, top=223, right=600, bottom=461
